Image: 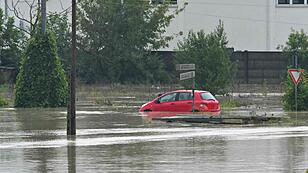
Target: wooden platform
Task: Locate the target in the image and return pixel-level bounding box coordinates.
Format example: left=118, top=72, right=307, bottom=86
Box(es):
left=152, top=115, right=282, bottom=124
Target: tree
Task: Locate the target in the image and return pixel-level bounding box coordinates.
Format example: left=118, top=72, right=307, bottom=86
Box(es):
left=176, top=21, right=233, bottom=95
left=47, top=12, right=71, bottom=70
left=5, top=0, right=71, bottom=69
left=78, top=0, right=183, bottom=83
left=15, top=32, right=68, bottom=107
left=278, top=29, right=308, bottom=70
left=279, top=29, right=308, bottom=111
left=0, top=8, right=26, bottom=68
left=8, top=0, right=70, bottom=36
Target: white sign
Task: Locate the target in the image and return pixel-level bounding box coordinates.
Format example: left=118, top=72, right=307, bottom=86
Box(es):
left=180, top=71, right=195, bottom=80
left=176, top=64, right=195, bottom=71
left=288, top=69, right=304, bottom=85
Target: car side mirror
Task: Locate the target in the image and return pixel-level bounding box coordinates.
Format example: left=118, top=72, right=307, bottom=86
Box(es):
left=155, top=99, right=160, bottom=104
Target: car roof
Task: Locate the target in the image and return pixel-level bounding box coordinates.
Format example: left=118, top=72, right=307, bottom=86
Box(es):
left=169, top=90, right=209, bottom=93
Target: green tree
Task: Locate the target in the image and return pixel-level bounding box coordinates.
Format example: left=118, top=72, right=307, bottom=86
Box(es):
left=0, top=9, right=26, bottom=68
left=47, top=12, right=71, bottom=70
left=279, top=29, right=308, bottom=111
left=176, top=21, right=233, bottom=95
left=78, top=0, right=183, bottom=83
left=278, top=29, right=308, bottom=70
left=15, top=32, right=68, bottom=107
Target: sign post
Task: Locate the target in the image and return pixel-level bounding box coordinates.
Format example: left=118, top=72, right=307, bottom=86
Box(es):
left=176, top=64, right=195, bottom=71
left=180, top=71, right=195, bottom=81
left=177, top=64, right=196, bottom=113
left=288, top=69, right=304, bottom=114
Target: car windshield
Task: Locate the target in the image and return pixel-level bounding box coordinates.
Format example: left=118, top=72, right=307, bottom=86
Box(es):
left=200, top=92, right=216, bottom=100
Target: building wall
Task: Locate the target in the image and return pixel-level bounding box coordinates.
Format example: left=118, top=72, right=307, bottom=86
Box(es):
left=2, top=0, right=308, bottom=51
left=165, top=0, right=308, bottom=51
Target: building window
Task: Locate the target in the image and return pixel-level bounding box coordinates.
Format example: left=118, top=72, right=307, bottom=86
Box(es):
left=292, top=0, right=304, bottom=4
left=151, top=0, right=177, bottom=5
left=278, top=0, right=290, bottom=4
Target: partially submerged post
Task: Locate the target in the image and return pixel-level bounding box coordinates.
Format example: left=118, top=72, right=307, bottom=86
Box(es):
left=67, top=0, right=77, bottom=136
left=176, top=64, right=196, bottom=113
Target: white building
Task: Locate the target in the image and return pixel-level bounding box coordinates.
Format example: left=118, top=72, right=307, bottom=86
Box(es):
left=1, top=0, right=308, bottom=51
left=166, top=0, right=308, bottom=51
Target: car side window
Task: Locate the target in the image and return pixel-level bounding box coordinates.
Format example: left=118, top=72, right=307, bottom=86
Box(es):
left=178, top=92, right=193, bottom=101
left=159, top=93, right=177, bottom=103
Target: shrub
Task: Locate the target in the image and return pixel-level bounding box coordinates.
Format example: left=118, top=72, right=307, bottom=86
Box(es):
left=278, top=29, right=308, bottom=111
left=176, top=21, right=234, bottom=95
left=0, top=97, right=8, bottom=107
left=14, top=32, right=68, bottom=107
left=283, top=71, right=308, bottom=111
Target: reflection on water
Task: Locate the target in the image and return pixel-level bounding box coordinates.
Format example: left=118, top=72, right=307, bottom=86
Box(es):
left=67, top=136, right=76, bottom=173
left=0, top=108, right=308, bottom=172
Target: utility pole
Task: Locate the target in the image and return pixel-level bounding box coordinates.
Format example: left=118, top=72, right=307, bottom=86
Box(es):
left=41, top=0, right=46, bottom=33
left=294, top=51, right=298, bottom=122
left=4, top=0, right=8, bottom=18
left=67, top=0, right=77, bottom=136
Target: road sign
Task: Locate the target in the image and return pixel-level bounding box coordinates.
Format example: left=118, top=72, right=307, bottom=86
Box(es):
left=288, top=69, right=304, bottom=85
left=180, top=71, right=195, bottom=80
left=176, top=64, right=195, bottom=71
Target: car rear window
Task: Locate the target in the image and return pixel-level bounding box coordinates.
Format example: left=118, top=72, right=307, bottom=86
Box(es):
left=200, top=92, right=216, bottom=100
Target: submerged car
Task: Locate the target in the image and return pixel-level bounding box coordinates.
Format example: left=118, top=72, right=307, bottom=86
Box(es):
left=139, top=90, right=220, bottom=114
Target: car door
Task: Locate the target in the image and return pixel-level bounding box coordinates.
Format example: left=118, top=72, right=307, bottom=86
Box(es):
left=176, top=92, right=193, bottom=112
left=155, top=92, right=177, bottom=112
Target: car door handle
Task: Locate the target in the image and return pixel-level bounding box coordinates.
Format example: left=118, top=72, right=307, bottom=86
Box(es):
left=170, top=103, right=175, bottom=105
left=187, top=102, right=192, bottom=104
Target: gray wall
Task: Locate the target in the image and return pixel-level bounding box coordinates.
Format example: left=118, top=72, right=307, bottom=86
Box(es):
left=156, top=50, right=289, bottom=86
left=231, top=51, right=288, bottom=85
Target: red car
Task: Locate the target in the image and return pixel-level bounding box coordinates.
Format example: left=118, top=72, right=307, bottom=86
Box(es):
left=139, top=90, right=221, bottom=114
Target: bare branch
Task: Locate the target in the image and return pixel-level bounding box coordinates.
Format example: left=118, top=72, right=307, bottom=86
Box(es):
left=7, top=0, right=40, bottom=35
left=8, top=0, right=32, bottom=25
left=59, top=6, right=72, bottom=15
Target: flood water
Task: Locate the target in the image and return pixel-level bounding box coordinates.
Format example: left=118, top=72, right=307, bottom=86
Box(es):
left=1, top=106, right=308, bottom=173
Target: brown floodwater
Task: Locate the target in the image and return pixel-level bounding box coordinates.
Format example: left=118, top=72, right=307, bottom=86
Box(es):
left=0, top=105, right=308, bottom=173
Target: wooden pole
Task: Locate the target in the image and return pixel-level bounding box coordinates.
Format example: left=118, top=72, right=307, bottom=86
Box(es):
left=4, top=0, right=8, bottom=18
left=67, top=0, right=77, bottom=136
left=41, top=0, right=46, bottom=33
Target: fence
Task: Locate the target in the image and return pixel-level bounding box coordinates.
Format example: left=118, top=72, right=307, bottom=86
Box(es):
left=231, top=51, right=288, bottom=85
